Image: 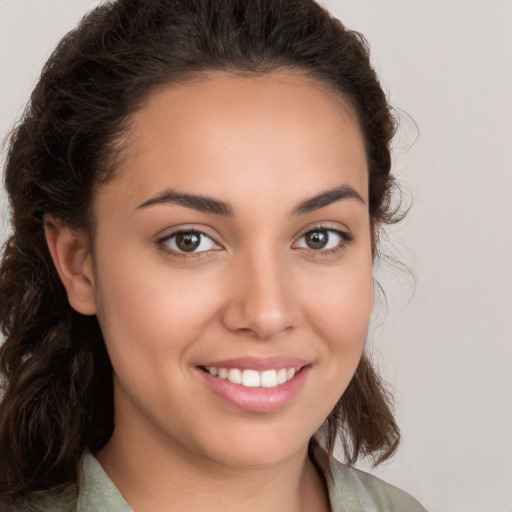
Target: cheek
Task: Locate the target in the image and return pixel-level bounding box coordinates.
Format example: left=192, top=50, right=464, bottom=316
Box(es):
left=92, top=259, right=230, bottom=432
left=92, top=251, right=222, bottom=373
left=305, top=259, right=374, bottom=356
left=294, top=255, right=373, bottom=426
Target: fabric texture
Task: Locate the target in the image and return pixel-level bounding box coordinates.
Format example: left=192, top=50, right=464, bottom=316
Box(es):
left=310, top=442, right=428, bottom=512
left=48, top=444, right=427, bottom=511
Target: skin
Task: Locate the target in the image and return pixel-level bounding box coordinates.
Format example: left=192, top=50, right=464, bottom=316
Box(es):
left=46, top=71, right=373, bottom=512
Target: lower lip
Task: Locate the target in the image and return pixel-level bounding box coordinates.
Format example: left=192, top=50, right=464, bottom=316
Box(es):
left=197, top=366, right=311, bottom=413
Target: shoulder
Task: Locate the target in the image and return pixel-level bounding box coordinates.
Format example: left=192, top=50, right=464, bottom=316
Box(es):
left=39, top=452, right=132, bottom=512
left=329, top=458, right=428, bottom=512
left=75, top=453, right=132, bottom=511
left=310, top=442, right=428, bottom=512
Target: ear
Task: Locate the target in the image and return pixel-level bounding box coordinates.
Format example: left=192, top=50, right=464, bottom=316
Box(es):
left=44, top=217, right=97, bottom=316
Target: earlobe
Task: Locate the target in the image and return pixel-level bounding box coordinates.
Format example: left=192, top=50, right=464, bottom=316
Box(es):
left=44, top=217, right=97, bottom=316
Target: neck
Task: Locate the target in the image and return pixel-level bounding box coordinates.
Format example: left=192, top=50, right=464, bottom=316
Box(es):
left=95, top=424, right=330, bottom=512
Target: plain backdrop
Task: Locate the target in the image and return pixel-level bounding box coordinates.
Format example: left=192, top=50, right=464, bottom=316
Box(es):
left=1, top=1, right=511, bottom=511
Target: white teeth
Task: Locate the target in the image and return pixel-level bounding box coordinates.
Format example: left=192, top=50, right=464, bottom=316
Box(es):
left=260, top=369, right=277, bottom=388
left=242, top=369, right=260, bottom=387
left=205, top=366, right=299, bottom=388
left=277, top=368, right=287, bottom=384
left=228, top=368, right=242, bottom=384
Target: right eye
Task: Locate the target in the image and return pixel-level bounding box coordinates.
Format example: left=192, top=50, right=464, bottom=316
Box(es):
left=158, top=230, right=219, bottom=255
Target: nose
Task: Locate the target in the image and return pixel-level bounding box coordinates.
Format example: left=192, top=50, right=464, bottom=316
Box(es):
left=221, top=248, right=300, bottom=340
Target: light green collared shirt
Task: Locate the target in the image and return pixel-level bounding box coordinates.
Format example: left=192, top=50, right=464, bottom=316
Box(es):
left=51, top=444, right=427, bottom=511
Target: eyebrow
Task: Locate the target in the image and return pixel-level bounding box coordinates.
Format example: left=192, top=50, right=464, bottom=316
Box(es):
left=291, top=184, right=365, bottom=215
left=136, top=184, right=364, bottom=216
left=136, top=189, right=234, bottom=215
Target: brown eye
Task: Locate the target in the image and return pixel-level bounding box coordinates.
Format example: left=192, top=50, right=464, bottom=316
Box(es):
left=304, top=230, right=329, bottom=250
left=175, top=232, right=201, bottom=252
left=160, top=230, right=217, bottom=254
left=295, top=228, right=353, bottom=252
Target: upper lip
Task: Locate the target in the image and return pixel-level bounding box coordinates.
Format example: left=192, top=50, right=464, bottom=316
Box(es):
left=198, top=356, right=310, bottom=371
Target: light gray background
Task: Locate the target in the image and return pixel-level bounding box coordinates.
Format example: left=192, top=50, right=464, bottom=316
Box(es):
left=1, top=1, right=511, bottom=511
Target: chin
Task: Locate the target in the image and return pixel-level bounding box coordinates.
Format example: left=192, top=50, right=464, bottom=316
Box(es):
left=189, top=421, right=314, bottom=469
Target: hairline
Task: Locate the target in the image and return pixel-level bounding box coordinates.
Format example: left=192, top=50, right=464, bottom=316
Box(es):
left=86, top=66, right=367, bottom=244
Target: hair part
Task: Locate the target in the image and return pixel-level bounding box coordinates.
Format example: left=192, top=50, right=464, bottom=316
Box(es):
left=0, top=0, right=401, bottom=507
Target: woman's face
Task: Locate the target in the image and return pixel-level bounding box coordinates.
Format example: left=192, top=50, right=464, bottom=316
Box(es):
left=90, top=71, right=373, bottom=467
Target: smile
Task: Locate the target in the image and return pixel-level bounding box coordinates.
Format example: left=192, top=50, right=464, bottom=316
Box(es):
left=203, top=367, right=297, bottom=388
left=197, top=357, right=311, bottom=413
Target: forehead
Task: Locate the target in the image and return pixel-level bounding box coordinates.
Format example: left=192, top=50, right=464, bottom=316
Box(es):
left=101, top=71, right=368, bottom=211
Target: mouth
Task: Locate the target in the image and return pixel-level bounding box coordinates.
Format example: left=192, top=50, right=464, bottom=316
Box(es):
left=199, top=366, right=300, bottom=388
left=196, top=357, right=311, bottom=413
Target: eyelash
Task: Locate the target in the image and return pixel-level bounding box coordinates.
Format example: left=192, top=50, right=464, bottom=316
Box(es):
left=155, top=225, right=354, bottom=260
left=155, top=228, right=220, bottom=260
left=293, top=226, right=354, bottom=258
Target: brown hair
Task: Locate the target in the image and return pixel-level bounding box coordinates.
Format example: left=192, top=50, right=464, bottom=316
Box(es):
left=0, top=0, right=400, bottom=508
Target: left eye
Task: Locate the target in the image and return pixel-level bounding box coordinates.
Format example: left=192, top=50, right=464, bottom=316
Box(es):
left=295, top=229, right=345, bottom=250
left=161, top=231, right=217, bottom=253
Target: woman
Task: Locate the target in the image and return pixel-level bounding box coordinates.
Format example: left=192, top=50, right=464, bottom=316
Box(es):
left=0, top=0, right=427, bottom=510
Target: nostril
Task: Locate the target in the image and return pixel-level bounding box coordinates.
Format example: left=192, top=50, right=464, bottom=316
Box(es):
left=219, top=264, right=300, bottom=339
